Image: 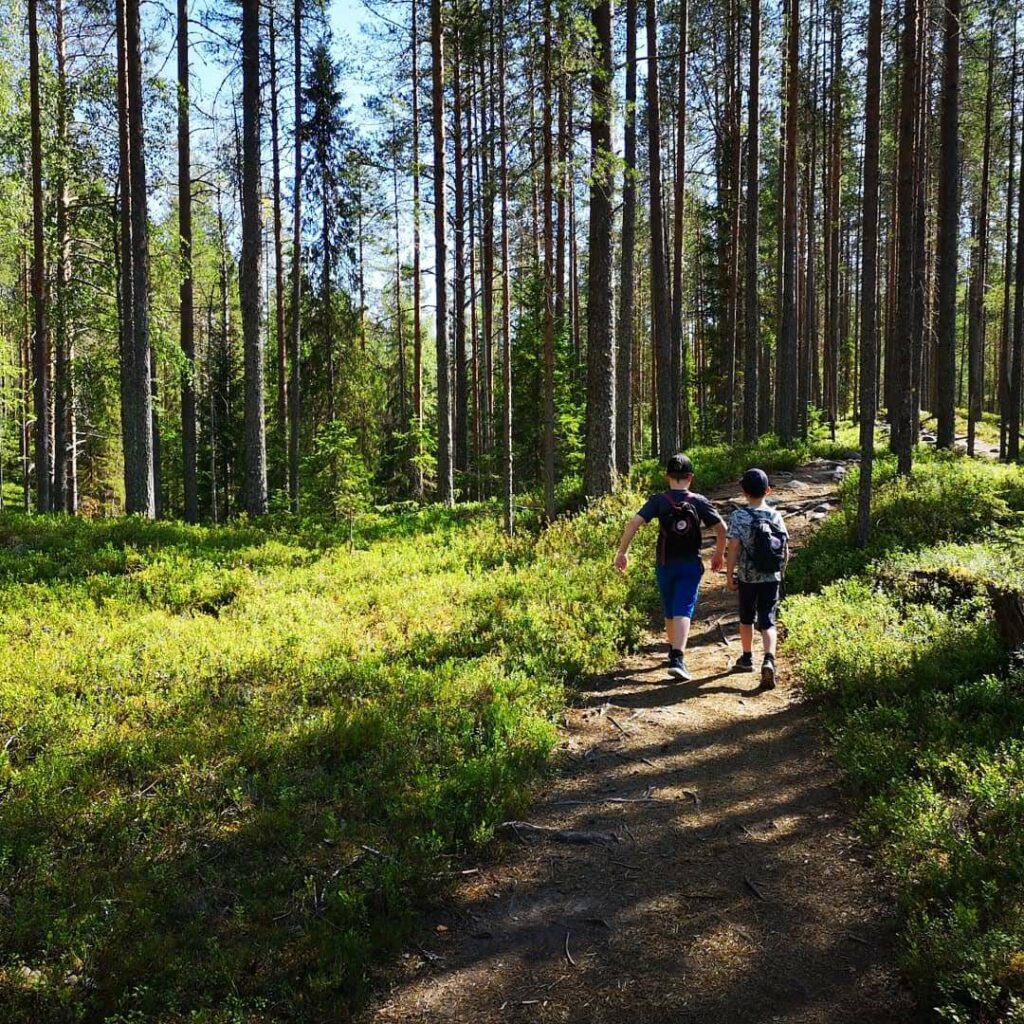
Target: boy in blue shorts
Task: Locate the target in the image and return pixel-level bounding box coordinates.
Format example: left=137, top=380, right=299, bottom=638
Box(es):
left=614, top=453, right=726, bottom=680
left=725, top=468, right=789, bottom=690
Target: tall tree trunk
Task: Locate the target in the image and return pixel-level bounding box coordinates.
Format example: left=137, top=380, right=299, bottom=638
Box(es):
left=498, top=0, right=513, bottom=534
left=122, top=0, right=155, bottom=515
left=480, top=45, right=495, bottom=473
left=1001, top=16, right=1018, bottom=460
left=542, top=0, right=556, bottom=517
left=743, top=0, right=761, bottom=441
left=584, top=0, right=616, bottom=497
left=54, top=0, right=75, bottom=512
left=20, top=247, right=30, bottom=510
left=453, top=27, right=468, bottom=475
left=323, top=192, right=335, bottom=423
left=909, top=14, right=929, bottom=451
left=289, top=0, right=302, bottom=510
left=647, top=0, right=676, bottom=455
left=857, top=0, right=882, bottom=546
left=824, top=0, right=841, bottom=439
left=269, top=2, right=288, bottom=481
left=776, top=0, right=800, bottom=442
left=393, top=115, right=407, bottom=433
left=892, top=0, right=920, bottom=474
left=178, top=0, right=198, bottom=522
left=933, top=0, right=959, bottom=449
left=431, top=0, right=454, bottom=504
left=726, top=0, right=742, bottom=442
left=967, top=20, right=994, bottom=457
left=411, top=0, right=424, bottom=496
left=672, top=0, right=689, bottom=445
left=1011, top=82, right=1024, bottom=462
left=28, top=0, right=51, bottom=513
left=240, top=0, right=267, bottom=515
left=617, top=0, right=637, bottom=476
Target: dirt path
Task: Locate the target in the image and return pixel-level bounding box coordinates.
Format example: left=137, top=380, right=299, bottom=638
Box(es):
left=363, top=461, right=912, bottom=1024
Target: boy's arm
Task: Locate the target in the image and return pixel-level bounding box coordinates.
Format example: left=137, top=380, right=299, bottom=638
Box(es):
left=710, top=520, right=727, bottom=572
left=725, top=537, right=742, bottom=591
left=614, top=514, right=647, bottom=572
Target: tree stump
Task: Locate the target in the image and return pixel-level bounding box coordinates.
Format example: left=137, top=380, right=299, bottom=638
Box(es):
left=988, top=585, right=1024, bottom=651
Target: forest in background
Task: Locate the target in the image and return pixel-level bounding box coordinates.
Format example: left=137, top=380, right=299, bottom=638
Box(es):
left=0, top=0, right=1023, bottom=532
left=9, top=0, right=1024, bottom=1018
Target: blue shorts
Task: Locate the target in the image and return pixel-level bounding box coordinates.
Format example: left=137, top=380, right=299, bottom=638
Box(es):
left=655, top=559, right=704, bottom=619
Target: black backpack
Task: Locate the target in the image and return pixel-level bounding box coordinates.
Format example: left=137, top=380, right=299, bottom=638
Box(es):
left=658, top=492, right=703, bottom=563
left=747, top=510, right=787, bottom=574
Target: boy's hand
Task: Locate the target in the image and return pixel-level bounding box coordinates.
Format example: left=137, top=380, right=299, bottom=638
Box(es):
left=710, top=551, right=724, bottom=572
left=727, top=575, right=739, bottom=592
left=614, top=552, right=628, bottom=573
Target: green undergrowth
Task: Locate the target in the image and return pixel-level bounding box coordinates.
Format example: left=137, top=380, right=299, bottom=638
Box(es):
left=630, top=428, right=860, bottom=496
left=785, top=454, right=1024, bottom=1021
left=0, top=492, right=655, bottom=1023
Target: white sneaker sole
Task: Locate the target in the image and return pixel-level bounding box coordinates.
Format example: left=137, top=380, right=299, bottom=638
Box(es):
left=668, top=666, right=693, bottom=681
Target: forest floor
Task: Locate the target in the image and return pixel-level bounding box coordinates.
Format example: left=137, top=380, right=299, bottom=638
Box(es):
left=362, top=462, right=914, bottom=1024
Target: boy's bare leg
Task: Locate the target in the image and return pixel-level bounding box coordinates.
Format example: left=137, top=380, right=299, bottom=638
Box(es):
left=665, top=616, right=692, bottom=653
left=760, top=626, right=778, bottom=658
left=739, top=622, right=754, bottom=654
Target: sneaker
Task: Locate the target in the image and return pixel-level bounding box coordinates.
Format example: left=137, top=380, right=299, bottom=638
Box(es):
left=668, top=652, right=693, bottom=681
left=732, top=652, right=754, bottom=673
left=760, top=658, right=777, bottom=691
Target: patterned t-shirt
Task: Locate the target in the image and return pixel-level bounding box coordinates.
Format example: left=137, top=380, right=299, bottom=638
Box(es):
left=727, top=504, right=789, bottom=583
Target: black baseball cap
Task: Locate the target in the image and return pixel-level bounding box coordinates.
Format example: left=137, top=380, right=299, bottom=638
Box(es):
left=740, top=468, right=770, bottom=497
left=666, top=453, right=694, bottom=478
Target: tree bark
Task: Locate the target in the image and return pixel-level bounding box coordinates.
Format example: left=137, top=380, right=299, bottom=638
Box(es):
left=28, top=0, right=51, bottom=513
left=123, top=0, right=155, bottom=515
left=933, top=0, right=959, bottom=449
left=269, top=2, right=288, bottom=483
left=743, top=0, right=761, bottom=441
left=1001, top=20, right=1018, bottom=459
left=178, top=0, right=198, bottom=522
left=617, top=0, right=637, bottom=476
left=542, top=0, right=556, bottom=517
left=53, top=0, right=76, bottom=512
left=498, top=0, right=513, bottom=534
left=647, top=0, right=676, bottom=455
left=453, top=27, right=468, bottom=475
left=431, top=0, right=454, bottom=504
left=289, top=0, right=302, bottom=510
left=857, top=0, right=882, bottom=546
left=892, top=0, right=920, bottom=474
left=967, top=20, right=994, bottom=457
left=672, top=0, right=689, bottom=446
left=824, top=0, right=841, bottom=439
left=776, top=0, right=800, bottom=442
left=1011, top=84, right=1024, bottom=461
left=240, top=0, right=268, bottom=515
left=584, top=0, right=616, bottom=498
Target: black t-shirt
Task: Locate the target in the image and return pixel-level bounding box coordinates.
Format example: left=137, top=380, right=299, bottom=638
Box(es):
left=637, top=489, right=723, bottom=562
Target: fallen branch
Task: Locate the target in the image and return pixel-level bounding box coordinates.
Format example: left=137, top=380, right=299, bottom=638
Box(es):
left=744, top=875, right=768, bottom=901
left=564, top=930, right=577, bottom=967
left=498, top=821, right=621, bottom=846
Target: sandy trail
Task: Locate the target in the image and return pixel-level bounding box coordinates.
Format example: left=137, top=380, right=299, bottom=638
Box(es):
left=362, top=461, right=911, bottom=1024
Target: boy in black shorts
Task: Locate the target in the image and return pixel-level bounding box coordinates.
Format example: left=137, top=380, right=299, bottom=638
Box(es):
left=614, top=454, right=726, bottom=680
left=725, top=468, right=789, bottom=690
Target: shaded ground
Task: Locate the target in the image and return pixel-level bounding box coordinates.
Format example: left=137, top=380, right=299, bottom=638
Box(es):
left=362, top=461, right=912, bottom=1024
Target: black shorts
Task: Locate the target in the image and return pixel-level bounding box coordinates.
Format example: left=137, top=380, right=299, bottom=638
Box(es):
left=737, top=581, right=780, bottom=631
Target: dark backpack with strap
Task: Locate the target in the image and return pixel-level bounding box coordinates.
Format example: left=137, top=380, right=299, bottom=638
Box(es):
left=658, top=492, right=703, bottom=563
left=747, top=510, right=787, bottom=574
